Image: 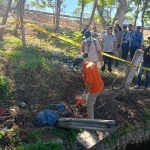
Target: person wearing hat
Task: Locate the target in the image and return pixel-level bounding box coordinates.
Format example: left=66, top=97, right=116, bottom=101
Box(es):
left=129, top=26, right=144, bottom=60
left=134, top=37, right=150, bottom=89
left=81, top=25, right=89, bottom=36
left=81, top=30, right=104, bottom=66
left=126, top=24, right=135, bottom=59
left=73, top=57, right=104, bottom=119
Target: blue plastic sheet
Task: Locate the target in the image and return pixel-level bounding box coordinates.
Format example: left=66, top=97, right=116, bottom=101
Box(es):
left=53, top=104, right=65, bottom=112
left=35, top=109, right=60, bottom=126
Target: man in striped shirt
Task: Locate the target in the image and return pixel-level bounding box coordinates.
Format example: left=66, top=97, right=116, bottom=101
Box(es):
left=113, top=24, right=123, bottom=68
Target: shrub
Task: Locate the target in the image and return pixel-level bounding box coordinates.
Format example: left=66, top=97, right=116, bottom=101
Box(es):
left=0, top=74, right=10, bottom=104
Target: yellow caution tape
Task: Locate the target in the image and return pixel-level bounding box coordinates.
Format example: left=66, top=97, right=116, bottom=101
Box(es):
left=21, top=21, right=150, bottom=71
left=2, top=20, right=150, bottom=71
left=22, top=21, right=81, bottom=47
left=101, top=52, right=150, bottom=71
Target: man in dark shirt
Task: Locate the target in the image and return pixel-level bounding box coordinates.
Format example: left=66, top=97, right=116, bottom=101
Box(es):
left=122, top=26, right=129, bottom=60
left=81, top=25, right=89, bottom=36
left=134, top=37, right=150, bottom=89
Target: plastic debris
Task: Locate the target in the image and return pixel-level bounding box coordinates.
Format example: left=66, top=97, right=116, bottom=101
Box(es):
left=35, top=109, right=60, bottom=126
left=0, top=107, right=6, bottom=115
left=76, top=97, right=83, bottom=104
left=64, top=111, right=71, bottom=117
left=53, top=103, right=65, bottom=112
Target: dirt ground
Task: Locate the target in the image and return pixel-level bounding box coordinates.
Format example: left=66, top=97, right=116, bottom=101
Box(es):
left=0, top=9, right=150, bottom=128
left=0, top=10, right=150, bottom=149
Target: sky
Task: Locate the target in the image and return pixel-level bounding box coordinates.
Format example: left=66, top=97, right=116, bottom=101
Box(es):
left=24, top=0, right=142, bottom=25
left=26, top=0, right=91, bottom=16
left=64, top=0, right=79, bottom=14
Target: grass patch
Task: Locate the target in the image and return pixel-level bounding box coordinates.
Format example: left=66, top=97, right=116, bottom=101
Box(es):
left=0, top=74, right=10, bottom=105
left=1, top=127, right=82, bottom=150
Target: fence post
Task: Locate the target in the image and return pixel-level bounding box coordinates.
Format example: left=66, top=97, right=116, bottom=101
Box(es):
left=120, top=49, right=144, bottom=91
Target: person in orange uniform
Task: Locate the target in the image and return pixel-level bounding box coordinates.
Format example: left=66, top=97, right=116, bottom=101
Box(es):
left=73, top=57, right=104, bottom=119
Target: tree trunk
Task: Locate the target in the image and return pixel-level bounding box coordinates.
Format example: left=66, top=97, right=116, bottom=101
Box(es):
left=134, top=7, right=143, bottom=29
left=55, top=0, right=61, bottom=30
left=0, top=0, right=12, bottom=41
left=111, top=6, right=120, bottom=27
left=88, top=0, right=97, bottom=26
left=53, top=7, right=55, bottom=25
left=14, top=0, right=20, bottom=36
left=19, top=0, right=26, bottom=47
left=141, top=0, right=148, bottom=33
left=133, top=4, right=140, bottom=29
left=96, top=4, right=106, bottom=29
left=117, top=0, right=127, bottom=28
left=79, top=0, right=85, bottom=31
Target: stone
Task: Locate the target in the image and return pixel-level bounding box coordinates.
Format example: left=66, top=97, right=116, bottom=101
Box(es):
left=19, top=102, right=27, bottom=109
left=76, top=130, right=100, bottom=149
left=51, top=137, right=63, bottom=144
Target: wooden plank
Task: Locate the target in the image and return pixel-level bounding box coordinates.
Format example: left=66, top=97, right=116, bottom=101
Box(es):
left=55, top=124, right=117, bottom=132
left=57, top=118, right=116, bottom=124
left=56, top=118, right=116, bottom=132
left=56, top=122, right=113, bottom=128
left=121, top=50, right=144, bottom=90
left=56, top=123, right=114, bottom=128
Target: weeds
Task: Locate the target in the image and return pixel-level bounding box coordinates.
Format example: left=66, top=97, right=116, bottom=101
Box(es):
left=0, top=74, right=10, bottom=105
left=8, top=128, right=82, bottom=150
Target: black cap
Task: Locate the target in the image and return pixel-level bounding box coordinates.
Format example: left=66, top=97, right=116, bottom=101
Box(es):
left=128, top=24, right=133, bottom=26
left=73, top=58, right=84, bottom=66
left=123, top=25, right=127, bottom=28
left=136, top=26, right=141, bottom=29
left=84, top=30, right=91, bottom=38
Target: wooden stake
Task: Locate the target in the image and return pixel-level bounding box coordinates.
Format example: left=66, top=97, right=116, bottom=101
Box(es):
left=121, top=49, right=144, bottom=91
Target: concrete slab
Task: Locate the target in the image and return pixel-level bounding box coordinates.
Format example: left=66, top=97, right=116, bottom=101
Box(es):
left=76, top=130, right=100, bottom=149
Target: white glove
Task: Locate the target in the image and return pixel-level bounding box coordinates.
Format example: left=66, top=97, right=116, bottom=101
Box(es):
left=82, top=94, right=88, bottom=100
left=101, top=61, right=104, bottom=66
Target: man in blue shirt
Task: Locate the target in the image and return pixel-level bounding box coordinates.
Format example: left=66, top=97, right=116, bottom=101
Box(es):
left=126, top=24, right=135, bottom=60
left=128, top=26, right=144, bottom=60
left=81, top=25, right=89, bottom=36
left=122, top=26, right=129, bottom=60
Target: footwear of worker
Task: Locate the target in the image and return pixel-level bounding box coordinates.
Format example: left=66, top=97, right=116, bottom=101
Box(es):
left=134, top=85, right=140, bottom=89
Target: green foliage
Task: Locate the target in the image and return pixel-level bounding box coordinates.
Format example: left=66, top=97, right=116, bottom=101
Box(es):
left=102, top=137, right=112, bottom=146
left=47, top=128, right=82, bottom=147
left=15, top=140, right=63, bottom=150
left=13, top=128, right=82, bottom=150
left=0, top=74, right=10, bottom=104
left=30, top=0, right=66, bottom=10
left=143, top=110, right=150, bottom=129
left=78, top=0, right=93, bottom=6
left=45, top=30, right=82, bottom=50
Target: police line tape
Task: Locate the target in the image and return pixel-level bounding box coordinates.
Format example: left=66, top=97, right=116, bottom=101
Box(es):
left=0, top=21, right=18, bottom=29
left=1, top=20, right=150, bottom=71
left=23, top=21, right=81, bottom=47
left=101, top=52, right=150, bottom=71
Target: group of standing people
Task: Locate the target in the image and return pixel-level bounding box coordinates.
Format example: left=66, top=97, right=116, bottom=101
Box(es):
left=82, top=24, right=144, bottom=70
left=72, top=24, right=150, bottom=119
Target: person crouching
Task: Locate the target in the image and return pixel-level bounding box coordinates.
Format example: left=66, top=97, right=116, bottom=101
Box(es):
left=73, top=58, right=104, bottom=119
